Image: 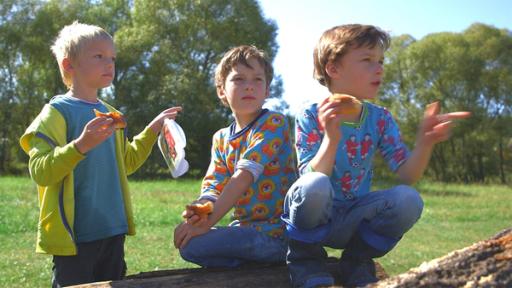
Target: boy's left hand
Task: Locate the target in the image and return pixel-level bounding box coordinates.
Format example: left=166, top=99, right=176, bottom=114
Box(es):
left=417, top=102, right=471, bottom=147
left=148, top=106, right=183, bottom=134
left=173, top=221, right=211, bottom=249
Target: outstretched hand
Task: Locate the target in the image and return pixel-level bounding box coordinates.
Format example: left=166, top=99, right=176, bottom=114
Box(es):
left=74, top=117, right=115, bottom=154
left=148, top=106, right=183, bottom=134
left=417, top=102, right=471, bottom=147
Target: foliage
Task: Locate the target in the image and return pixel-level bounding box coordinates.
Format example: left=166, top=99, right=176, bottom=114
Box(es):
left=378, top=23, right=512, bottom=183
left=0, top=2, right=510, bottom=183
left=0, top=0, right=282, bottom=177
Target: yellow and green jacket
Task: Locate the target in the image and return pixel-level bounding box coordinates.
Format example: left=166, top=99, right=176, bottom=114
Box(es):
left=19, top=101, right=158, bottom=256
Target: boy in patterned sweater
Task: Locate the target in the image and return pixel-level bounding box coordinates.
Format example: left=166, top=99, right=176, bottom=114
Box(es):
left=283, top=24, right=470, bottom=287
left=174, top=45, right=297, bottom=267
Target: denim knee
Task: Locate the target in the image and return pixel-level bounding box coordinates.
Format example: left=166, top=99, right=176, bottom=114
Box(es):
left=285, top=172, right=333, bottom=229
left=393, top=185, right=424, bottom=228
left=179, top=238, right=205, bottom=265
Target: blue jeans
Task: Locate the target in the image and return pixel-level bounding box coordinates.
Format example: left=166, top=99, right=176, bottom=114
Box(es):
left=283, top=172, right=423, bottom=287
left=179, top=222, right=287, bottom=268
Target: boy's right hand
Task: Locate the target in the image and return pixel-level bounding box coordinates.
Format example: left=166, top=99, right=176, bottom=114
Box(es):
left=74, top=117, right=115, bottom=154
left=182, top=200, right=213, bottom=226
left=317, top=96, right=344, bottom=142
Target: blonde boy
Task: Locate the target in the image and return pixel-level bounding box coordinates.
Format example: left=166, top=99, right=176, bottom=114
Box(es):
left=174, top=45, right=297, bottom=267
left=20, top=21, right=181, bottom=287
left=283, top=24, right=470, bottom=287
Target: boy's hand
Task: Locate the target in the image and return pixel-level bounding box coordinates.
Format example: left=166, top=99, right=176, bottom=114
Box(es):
left=173, top=221, right=211, bottom=249
left=317, top=96, right=344, bottom=142
left=74, top=117, right=115, bottom=154
left=181, top=200, right=213, bottom=226
left=417, top=102, right=471, bottom=147
left=148, top=106, right=183, bottom=134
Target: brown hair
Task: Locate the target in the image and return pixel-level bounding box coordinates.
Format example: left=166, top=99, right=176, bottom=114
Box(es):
left=313, top=24, right=390, bottom=88
left=215, top=45, right=273, bottom=106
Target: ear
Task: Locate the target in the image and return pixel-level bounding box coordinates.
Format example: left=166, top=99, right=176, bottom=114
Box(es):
left=62, top=58, right=73, bottom=73
left=216, top=86, right=227, bottom=104
left=325, top=61, right=340, bottom=80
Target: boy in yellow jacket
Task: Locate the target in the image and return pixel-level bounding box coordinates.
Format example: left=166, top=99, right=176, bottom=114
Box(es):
left=20, top=21, right=181, bottom=287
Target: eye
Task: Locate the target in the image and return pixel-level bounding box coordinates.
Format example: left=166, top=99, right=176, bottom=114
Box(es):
left=112, top=57, right=116, bottom=62
left=94, top=54, right=103, bottom=59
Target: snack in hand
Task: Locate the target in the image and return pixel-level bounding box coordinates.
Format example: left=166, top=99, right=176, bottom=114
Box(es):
left=329, top=93, right=362, bottom=116
left=93, top=109, right=127, bottom=129
left=185, top=202, right=214, bottom=222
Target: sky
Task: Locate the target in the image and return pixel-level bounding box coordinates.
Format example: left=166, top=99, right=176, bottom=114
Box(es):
left=258, top=0, right=512, bottom=115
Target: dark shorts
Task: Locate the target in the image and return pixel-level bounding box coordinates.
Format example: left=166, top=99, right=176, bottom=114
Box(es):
left=52, top=234, right=126, bottom=288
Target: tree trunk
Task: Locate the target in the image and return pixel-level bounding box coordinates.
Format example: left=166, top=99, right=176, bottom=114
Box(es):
left=371, top=228, right=512, bottom=287
left=69, top=259, right=388, bottom=288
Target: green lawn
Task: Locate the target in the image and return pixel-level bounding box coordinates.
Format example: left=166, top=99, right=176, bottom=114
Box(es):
left=0, top=176, right=511, bottom=287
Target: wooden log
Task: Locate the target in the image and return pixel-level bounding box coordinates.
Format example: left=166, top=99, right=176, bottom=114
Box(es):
left=69, top=258, right=388, bottom=288
left=370, top=227, right=512, bottom=288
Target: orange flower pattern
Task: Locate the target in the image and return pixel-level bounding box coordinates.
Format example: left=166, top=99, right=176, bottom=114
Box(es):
left=200, top=110, right=297, bottom=238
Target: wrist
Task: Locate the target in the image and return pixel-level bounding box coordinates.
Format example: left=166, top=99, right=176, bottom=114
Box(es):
left=322, top=136, right=340, bottom=151
left=73, top=139, right=89, bottom=154
left=148, top=119, right=162, bottom=134
left=415, top=138, right=435, bottom=151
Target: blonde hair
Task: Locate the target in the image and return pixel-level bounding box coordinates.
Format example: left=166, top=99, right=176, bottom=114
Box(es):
left=214, top=45, right=273, bottom=106
left=313, top=24, right=390, bottom=88
left=51, top=21, right=113, bottom=88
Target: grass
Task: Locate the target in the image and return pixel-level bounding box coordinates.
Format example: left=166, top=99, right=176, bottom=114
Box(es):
left=0, top=176, right=511, bottom=287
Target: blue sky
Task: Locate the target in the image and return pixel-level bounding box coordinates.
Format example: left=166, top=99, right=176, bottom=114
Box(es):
left=258, top=0, right=512, bottom=115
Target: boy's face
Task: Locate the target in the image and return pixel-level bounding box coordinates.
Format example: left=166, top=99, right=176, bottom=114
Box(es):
left=70, top=38, right=116, bottom=90
left=218, top=58, right=269, bottom=116
left=329, top=45, right=384, bottom=99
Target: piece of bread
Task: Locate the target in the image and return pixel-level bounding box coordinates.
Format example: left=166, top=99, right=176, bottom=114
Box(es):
left=93, top=109, right=127, bottom=129
left=186, top=202, right=214, bottom=221
left=329, top=93, right=362, bottom=116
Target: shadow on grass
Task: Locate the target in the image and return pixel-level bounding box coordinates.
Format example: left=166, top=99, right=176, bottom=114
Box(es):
left=416, top=188, right=473, bottom=197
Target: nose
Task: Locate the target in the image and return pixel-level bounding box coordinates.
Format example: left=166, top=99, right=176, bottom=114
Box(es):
left=375, top=63, right=384, bottom=75
left=245, top=85, right=254, bottom=92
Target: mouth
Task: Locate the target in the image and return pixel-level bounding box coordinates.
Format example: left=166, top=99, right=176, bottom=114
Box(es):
left=102, top=73, right=114, bottom=78
left=241, top=96, right=256, bottom=100
left=371, top=81, right=381, bottom=87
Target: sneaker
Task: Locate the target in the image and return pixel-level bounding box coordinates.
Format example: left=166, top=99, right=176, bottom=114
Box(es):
left=301, top=275, right=334, bottom=288
left=339, top=257, right=378, bottom=287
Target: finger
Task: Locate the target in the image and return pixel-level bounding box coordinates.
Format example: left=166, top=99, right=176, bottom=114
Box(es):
left=429, top=121, right=453, bottom=143
left=163, top=106, right=183, bottom=114
left=433, top=121, right=453, bottom=134
left=180, top=233, right=193, bottom=249
left=425, top=102, right=440, bottom=117
left=88, top=116, right=111, bottom=126
left=174, top=224, right=185, bottom=248
left=319, top=96, right=331, bottom=106
left=437, top=111, right=471, bottom=122
left=185, top=215, right=201, bottom=225
left=94, top=118, right=114, bottom=130
left=182, top=208, right=193, bottom=218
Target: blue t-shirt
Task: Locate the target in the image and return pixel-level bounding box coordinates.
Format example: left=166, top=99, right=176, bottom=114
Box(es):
left=50, top=95, right=128, bottom=243
left=295, top=101, right=410, bottom=202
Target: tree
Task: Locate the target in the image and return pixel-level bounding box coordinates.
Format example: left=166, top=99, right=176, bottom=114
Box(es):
left=379, top=23, right=512, bottom=183
left=0, top=0, right=282, bottom=178
left=113, top=0, right=280, bottom=176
